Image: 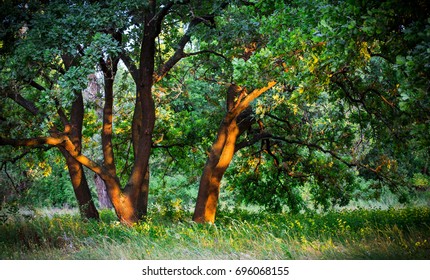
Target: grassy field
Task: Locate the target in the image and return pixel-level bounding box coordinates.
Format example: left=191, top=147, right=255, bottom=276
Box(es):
left=1, top=205, right=429, bottom=260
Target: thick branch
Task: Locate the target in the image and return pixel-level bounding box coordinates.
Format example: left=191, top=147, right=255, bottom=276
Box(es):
left=4, top=90, right=40, bottom=116
left=235, top=132, right=272, bottom=152
left=154, top=15, right=223, bottom=83
left=154, top=34, right=190, bottom=83
left=152, top=1, right=174, bottom=33
left=0, top=135, right=65, bottom=147
left=0, top=135, right=107, bottom=177
left=231, top=81, right=277, bottom=117
left=29, top=80, right=46, bottom=91
left=120, top=53, right=139, bottom=84
left=100, top=57, right=119, bottom=173
left=3, top=86, right=70, bottom=131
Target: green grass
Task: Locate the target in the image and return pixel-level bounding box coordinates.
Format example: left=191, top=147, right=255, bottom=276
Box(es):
left=1, top=206, right=429, bottom=259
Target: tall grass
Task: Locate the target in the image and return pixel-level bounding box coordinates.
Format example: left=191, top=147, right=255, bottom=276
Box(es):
left=1, top=206, right=429, bottom=259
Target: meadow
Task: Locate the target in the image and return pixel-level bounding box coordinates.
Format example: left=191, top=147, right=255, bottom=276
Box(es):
left=1, top=202, right=429, bottom=260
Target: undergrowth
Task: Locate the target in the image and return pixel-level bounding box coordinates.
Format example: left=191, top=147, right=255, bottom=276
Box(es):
left=0, top=207, right=429, bottom=259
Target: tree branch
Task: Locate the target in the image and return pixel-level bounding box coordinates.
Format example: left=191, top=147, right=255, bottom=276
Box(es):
left=231, top=81, right=277, bottom=117
left=3, top=86, right=70, bottom=132
left=268, top=135, right=356, bottom=168
left=153, top=22, right=192, bottom=83
left=100, top=57, right=119, bottom=173
left=235, top=132, right=271, bottom=152
left=152, top=142, right=189, bottom=149
left=28, top=80, right=46, bottom=91
left=0, top=135, right=66, bottom=147
left=120, top=53, right=139, bottom=84
left=3, top=89, right=40, bottom=116
left=0, top=134, right=114, bottom=182
left=152, top=1, right=175, bottom=31
left=184, top=50, right=227, bottom=60
left=154, top=13, right=223, bottom=83
left=265, top=113, right=294, bottom=131
left=0, top=146, right=53, bottom=170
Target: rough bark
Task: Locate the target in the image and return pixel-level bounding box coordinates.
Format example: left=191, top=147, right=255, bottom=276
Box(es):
left=193, top=81, right=276, bottom=223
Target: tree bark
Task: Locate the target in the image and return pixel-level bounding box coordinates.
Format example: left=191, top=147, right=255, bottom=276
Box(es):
left=60, top=148, right=99, bottom=219
left=193, top=81, right=276, bottom=223
left=100, top=169, right=149, bottom=225
left=95, top=2, right=160, bottom=225
left=116, top=3, right=157, bottom=224
left=193, top=115, right=241, bottom=223
left=63, top=92, right=100, bottom=219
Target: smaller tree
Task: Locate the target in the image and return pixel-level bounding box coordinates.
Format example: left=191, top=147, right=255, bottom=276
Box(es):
left=193, top=81, right=276, bottom=223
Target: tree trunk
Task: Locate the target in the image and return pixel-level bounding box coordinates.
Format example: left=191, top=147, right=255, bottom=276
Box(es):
left=113, top=3, right=157, bottom=224
left=135, top=169, right=150, bottom=218
left=193, top=118, right=240, bottom=223
left=193, top=84, right=248, bottom=223
left=94, top=174, right=112, bottom=209
left=97, top=172, right=147, bottom=225
left=60, top=91, right=99, bottom=220
left=3, top=82, right=100, bottom=220
left=107, top=170, right=150, bottom=225
left=61, top=150, right=99, bottom=219
left=94, top=5, right=158, bottom=225
left=193, top=82, right=276, bottom=223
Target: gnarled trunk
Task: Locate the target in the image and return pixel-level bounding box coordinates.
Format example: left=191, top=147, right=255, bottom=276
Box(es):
left=98, top=170, right=148, bottom=225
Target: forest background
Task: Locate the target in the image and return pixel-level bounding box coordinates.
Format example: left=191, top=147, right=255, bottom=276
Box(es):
left=0, top=0, right=429, bottom=259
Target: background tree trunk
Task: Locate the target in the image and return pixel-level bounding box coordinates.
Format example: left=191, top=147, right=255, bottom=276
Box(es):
left=94, top=174, right=112, bottom=209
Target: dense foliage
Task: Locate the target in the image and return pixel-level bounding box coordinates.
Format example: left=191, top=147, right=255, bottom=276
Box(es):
left=222, top=0, right=430, bottom=212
